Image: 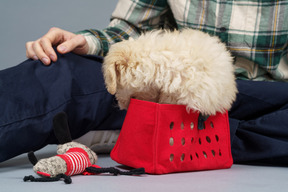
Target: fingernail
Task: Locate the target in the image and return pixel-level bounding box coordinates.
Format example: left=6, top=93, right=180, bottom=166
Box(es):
left=58, top=45, right=66, bottom=52
left=42, top=57, right=49, bottom=65
left=32, top=55, right=38, bottom=60
left=50, top=54, right=56, bottom=61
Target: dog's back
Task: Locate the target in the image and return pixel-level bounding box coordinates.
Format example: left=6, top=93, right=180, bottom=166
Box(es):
left=103, top=29, right=237, bottom=115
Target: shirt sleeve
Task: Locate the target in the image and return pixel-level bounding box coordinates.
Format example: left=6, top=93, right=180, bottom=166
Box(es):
left=77, top=0, right=175, bottom=56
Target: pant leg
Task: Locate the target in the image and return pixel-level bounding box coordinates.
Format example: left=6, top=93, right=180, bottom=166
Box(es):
left=0, top=52, right=126, bottom=162
left=229, top=80, right=288, bottom=165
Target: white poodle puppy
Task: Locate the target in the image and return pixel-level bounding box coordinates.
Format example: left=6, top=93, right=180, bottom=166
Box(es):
left=103, top=29, right=237, bottom=115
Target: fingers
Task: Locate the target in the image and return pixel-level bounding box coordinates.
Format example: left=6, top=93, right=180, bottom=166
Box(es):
left=39, top=35, right=58, bottom=62
left=25, top=27, right=74, bottom=65
left=25, top=28, right=58, bottom=65
left=26, top=38, right=55, bottom=65
left=26, top=27, right=89, bottom=65
left=57, top=34, right=88, bottom=55
left=26, top=41, right=38, bottom=60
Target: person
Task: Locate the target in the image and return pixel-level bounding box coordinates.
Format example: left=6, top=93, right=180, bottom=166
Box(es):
left=1, top=0, right=288, bottom=165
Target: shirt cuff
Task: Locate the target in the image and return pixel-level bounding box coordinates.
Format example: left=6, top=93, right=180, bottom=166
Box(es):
left=84, top=35, right=101, bottom=55
left=77, top=31, right=101, bottom=55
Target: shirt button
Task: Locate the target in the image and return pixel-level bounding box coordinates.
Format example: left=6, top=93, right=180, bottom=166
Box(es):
left=220, top=27, right=227, bottom=32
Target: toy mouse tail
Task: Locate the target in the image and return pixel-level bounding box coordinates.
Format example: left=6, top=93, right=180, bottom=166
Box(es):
left=85, top=166, right=146, bottom=176
left=23, top=174, right=72, bottom=184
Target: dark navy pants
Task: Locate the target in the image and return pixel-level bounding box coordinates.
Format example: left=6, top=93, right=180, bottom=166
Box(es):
left=1, top=52, right=288, bottom=165
left=230, top=80, right=288, bottom=166
left=0, top=52, right=126, bottom=162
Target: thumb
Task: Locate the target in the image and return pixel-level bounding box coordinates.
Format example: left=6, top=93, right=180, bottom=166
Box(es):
left=57, top=34, right=88, bottom=55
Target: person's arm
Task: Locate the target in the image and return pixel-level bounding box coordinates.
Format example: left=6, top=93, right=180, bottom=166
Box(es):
left=78, top=0, right=175, bottom=56
left=26, top=0, right=174, bottom=65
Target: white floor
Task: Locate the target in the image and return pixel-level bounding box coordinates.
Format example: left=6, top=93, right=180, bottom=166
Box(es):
left=0, top=144, right=287, bottom=192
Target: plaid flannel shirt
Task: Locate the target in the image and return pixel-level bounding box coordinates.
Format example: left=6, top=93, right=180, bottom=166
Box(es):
left=79, top=0, right=288, bottom=81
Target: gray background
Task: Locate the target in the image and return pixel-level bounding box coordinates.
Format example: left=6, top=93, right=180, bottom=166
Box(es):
left=0, top=0, right=118, bottom=70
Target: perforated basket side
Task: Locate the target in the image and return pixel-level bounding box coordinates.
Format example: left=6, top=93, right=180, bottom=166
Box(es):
left=111, top=99, right=233, bottom=174
left=154, top=107, right=233, bottom=174
left=110, top=99, right=158, bottom=170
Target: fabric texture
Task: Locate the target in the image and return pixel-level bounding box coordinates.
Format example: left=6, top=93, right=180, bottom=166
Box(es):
left=111, top=98, right=233, bottom=174
left=57, top=147, right=92, bottom=176
left=79, top=0, right=288, bottom=81
left=1, top=52, right=288, bottom=166
left=74, top=130, right=120, bottom=154
left=230, top=80, right=288, bottom=166
left=0, top=52, right=126, bottom=162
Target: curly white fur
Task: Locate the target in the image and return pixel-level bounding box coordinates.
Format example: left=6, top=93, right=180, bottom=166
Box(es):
left=103, top=29, right=237, bottom=115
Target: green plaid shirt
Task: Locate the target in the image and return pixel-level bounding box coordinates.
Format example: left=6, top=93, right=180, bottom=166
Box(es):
left=79, top=0, right=288, bottom=81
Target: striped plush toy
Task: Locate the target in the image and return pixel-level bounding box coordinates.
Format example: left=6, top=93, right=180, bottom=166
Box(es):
left=23, top=112, right=145, bottom=184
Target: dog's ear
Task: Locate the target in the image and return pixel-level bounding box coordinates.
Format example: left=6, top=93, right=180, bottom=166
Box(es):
left=103, top=41, right=132, bottom=95
left=103, top=57, right=117, bottom=95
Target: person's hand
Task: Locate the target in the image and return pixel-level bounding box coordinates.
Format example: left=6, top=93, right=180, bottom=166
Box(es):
left=26, top=27, right=89, bottom=65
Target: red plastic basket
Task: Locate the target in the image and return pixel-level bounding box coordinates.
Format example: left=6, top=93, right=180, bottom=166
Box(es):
left=110, top=99, right=233, bottom=174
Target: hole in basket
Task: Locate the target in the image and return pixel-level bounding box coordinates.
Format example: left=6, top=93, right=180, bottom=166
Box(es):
left=170, top=122, right=174, bottom=130
left=191, top=137, right=194, bottom=143
left=212, top=150, right=216, bottom=157
left=181, top=122, right=184, bottom=130
left=210, top=121, right=214, bottom=128
left=206, top=136, right=211, bottom=143
left=170, top=154, right=174, bottom=162
left=181, top=154, right=185, bottom=162
left=181, top=138, right=185, bottom=145
left=169, top=137, right=174, bottom=146
left=195, top=153, right=199, bottom=159
left=203, top=151, right=208, bottom=158
left=190, top=122, right=194, bottom=130
left=199, top=138, right=202, bottom=145
left=215, top=135, right=219, bottom=142
left=219, top=149, right=222, bottom=156
left=190, top=154, right=193, bottom=161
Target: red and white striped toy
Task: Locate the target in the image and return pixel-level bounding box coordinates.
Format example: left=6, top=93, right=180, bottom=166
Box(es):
left=33, top=141, right=98, bottom=178
left=23, top=112, right=145, bottom=184
left=58, top=147, right=92, bottom=176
